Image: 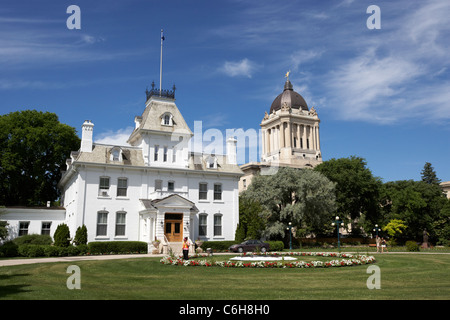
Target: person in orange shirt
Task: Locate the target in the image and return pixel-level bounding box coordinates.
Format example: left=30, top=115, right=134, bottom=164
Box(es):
left=182, top=237, right=190, bottom=260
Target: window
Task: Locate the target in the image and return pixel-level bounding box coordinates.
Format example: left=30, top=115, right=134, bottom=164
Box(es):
left=199, top=183, right=208, bottom=200
left=117, top=178, right=128, bottom=197
left=97, top=211, right=108, bottom=236
left=41, top=222, right=51, bottom=235
left=154, top=145, right=159, bottom=161
left=99, top=177, right=110, bottom=196
left=214, top=183, right=222, bottom=201
left=199, top=214, right=207, bottom=236
left=155, top=179, right=162, bottom=191
left=115, top=212, right=126, bottom=236
left=112, top=149, right=120, bottom=161
left=162, top=113, right=173, bottom=126
left=168, top=181, right=175, bottom=192
left=19, top=222, right=29, bottom=236
left=163, top=146, right=168, bottom=162
left=207, top=156, right=217, bottom=169
left=172, top=147, right=177, bottom=162
left=214, top=214, right=222, bottom=236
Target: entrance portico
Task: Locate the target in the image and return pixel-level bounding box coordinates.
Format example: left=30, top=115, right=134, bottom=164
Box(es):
left=139, top=194, right=199, bottom=247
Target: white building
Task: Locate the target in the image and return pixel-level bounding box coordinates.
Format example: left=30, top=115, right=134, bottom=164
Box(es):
left=3, top=87, right=243, bottom=250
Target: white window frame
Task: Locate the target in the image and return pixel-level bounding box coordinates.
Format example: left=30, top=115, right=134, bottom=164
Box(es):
left=214, top=183, right=222, bottom=201
left=115, top=211, right=126, bottom=237
left=214, top=214, right=222, bottom=237
left=199, top=182, right=208, bottom=200
left=96, top=211, right=108, bottom=237
left=117, top=178, right=128, bottom=197
left=99, top=177, right=110, bottom=197
left=199, top=214, right=208, bottom=237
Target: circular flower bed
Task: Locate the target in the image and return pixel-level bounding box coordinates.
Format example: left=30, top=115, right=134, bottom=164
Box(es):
left=160, top=252, right=376, bottom=269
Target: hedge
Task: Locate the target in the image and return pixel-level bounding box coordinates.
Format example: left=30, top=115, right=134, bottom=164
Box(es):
left=0, top=241, right=146, bottom=257
left=199, top=240, right=284, bottom=252
left=87, top=241, right=148, bottom=254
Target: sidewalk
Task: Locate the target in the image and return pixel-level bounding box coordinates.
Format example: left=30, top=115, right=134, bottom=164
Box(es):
left=0, top=253, right=163, bottom=267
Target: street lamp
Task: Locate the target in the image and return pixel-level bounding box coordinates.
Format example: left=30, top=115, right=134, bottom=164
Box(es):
left=373, top=224, right=381, bottom=237
left=286, top=222, right=293, bottom=250
left=331, top=216, right=344, bottom=252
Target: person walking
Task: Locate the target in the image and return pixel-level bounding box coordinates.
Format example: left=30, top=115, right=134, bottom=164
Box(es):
left=381, top=237, right=388, bottom=253
left=376, top=236, right=381, bottom=253
left=182, top=237, right=190, bottom=260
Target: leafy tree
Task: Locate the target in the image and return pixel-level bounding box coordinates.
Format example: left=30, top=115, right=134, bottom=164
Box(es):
left=0, top=110, right=80, bottom=206
left=421, top=162, right=441, bottom=185
left=235, top=197, right=265, bottom=242
left=0, top=207, right=8, bottom=240
left=241, top=167, right=336, bottom=241
left=314, top=156, right=382, bottom=233
left=382, top=219, right=407, bottom=240
left=431, top=199, right=450, bottom=246
left=381, top=176, right=446, bottom=242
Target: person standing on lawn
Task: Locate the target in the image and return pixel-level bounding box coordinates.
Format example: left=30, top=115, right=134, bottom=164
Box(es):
left=182, top=237, right=190, bottom=260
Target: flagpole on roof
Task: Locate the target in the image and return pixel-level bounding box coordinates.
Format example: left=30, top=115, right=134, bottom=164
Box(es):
left=159, top=29, right=164, bottom=95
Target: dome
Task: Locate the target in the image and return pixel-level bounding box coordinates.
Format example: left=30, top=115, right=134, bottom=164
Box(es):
left=269, top=80, right=308, bottom=113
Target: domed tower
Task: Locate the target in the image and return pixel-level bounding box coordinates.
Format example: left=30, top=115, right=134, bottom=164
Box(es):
left=260, top=74, right=322, bottom=167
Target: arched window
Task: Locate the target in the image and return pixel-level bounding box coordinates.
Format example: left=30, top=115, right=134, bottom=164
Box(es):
left=161, top=112, right=173, bottom=126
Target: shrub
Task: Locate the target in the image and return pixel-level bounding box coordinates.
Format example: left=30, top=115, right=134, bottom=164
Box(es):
left=74, top=225, right=88, bottom=246
left=18, top=244, right=46, bottom=257
left=87, top=241, right=148, bottom=254
left=54, top=223, right=71, bottom=247
left=406, top=241, right=420, bottom=252
left=266, top=241, right=284, bottom=251
left=13, top=234, right=52, bottom=246
left=200, top=241, right=236, bottom=252
left=44, top=246, right=60, bottom=257
left=0, top=241, right=19, bottom=257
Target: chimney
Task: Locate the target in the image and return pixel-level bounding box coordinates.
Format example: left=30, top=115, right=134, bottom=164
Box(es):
left=81, top=120, right=94, bottom=153
left=226, top=137, right=237, bottom=165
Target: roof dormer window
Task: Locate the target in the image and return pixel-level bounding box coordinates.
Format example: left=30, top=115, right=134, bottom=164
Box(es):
left=161, top=112, right=173, bottom=126
left=110, top=146, right=124, bottom=162
left=206, top=155, right=217, bottom=169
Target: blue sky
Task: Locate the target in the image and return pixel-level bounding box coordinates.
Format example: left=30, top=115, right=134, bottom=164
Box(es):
left=1, top=0, right=449, bottom=183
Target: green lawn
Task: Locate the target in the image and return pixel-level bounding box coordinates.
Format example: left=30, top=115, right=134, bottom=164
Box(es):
left=0, top=254, right=449, bottom=300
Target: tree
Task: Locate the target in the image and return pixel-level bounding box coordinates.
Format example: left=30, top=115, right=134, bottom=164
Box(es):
left=241, top=167, right=336, bottom=241
left=314, top=156, right=382, bottom=233
left=235, top=197, right=266, bottom=242
left=0, top=110, right=80, bottom=206
left=421, top=162, right=441, bottom=185
left=382, top=219, right=407, bottom=240
left=74, top=225, right=88, bottom=246
left=54, top=223, right=71, bottom=247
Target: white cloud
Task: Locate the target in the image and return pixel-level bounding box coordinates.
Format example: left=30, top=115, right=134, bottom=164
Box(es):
left=219, top=58, right=258, bottom=78
left=95, top=127, right=134, bottom=146
left=290, top=49, right=323, bottom=72
left=322, top=0, right=450, bottom=124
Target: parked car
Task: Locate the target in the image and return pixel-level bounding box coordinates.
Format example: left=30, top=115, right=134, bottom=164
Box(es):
left=228, top=240, right=270, bottom=253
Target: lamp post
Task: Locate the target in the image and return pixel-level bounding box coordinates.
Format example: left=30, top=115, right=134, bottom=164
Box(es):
left=373, top=224, right=381, bottom=237
left=286, top=222, right=293, bottom=250
left=331, top=216, right=344, bottom=252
